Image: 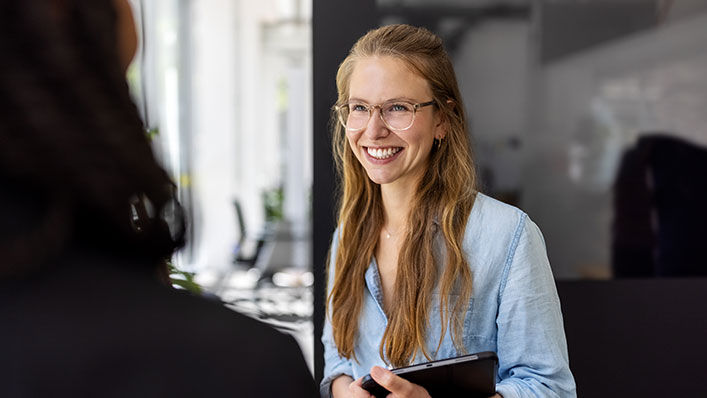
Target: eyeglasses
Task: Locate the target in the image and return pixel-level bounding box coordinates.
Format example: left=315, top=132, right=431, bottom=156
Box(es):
left=334, top=100, right=436, bottom=132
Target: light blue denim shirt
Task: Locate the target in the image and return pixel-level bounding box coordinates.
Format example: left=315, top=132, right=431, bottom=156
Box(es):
left=321, top=193, right=576, bottom=397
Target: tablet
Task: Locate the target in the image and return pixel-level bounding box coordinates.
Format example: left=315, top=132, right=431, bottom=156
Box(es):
left=360, top=351, right=498, bottom=398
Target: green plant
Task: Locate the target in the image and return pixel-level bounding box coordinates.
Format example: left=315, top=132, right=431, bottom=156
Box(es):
left=167, top=262, right=202, bottom=294
left=262, top=185, right=284, bottom=222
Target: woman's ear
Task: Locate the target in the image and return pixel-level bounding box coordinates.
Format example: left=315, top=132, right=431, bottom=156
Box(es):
left=434, top=99, right=455, bottom=140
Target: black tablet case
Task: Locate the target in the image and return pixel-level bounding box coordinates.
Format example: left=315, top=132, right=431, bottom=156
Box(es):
left=361, top=351, right=498, bottom=397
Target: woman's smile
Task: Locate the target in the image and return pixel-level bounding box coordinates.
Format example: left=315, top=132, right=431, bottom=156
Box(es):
left=364, top=146, right=403, bottom=162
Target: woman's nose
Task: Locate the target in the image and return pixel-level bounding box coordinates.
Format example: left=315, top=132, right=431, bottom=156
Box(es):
left=362, top=108, right=389, bottom=139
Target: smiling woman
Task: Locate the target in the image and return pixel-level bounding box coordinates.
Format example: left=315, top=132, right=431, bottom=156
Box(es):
left=321, top=24, right=576, bottom=398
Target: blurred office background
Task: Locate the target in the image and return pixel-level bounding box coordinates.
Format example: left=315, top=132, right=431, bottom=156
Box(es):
left=129, top=0, right=315, bottom=371
left=129, top=0, right=707, bottom=394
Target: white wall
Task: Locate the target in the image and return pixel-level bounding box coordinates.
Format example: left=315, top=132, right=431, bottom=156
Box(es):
left=454, top=20, right=530, bottom=193
left=187, top=0, right=312, bottom=272
left=189, top=0, right=241, bottom=270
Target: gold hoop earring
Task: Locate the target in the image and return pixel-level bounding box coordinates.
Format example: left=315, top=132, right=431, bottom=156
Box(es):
left=435, top=137, right=443, bottom=149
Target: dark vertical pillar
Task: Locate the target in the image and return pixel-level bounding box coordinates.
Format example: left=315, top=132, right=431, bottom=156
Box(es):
left=312, top=0, right=377, bottom=384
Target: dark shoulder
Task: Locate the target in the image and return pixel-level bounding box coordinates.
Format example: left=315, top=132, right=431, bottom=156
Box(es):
left=0, top=255, right=316, bottom=397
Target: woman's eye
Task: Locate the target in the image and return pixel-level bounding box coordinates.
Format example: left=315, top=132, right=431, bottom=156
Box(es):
left=350, top=104, right=368, bottom=112
left=388, top=103, right=410, bottom=112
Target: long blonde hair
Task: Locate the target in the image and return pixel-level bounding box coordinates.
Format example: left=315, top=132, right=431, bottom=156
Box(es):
left=327, top=24, right=478, bottom=367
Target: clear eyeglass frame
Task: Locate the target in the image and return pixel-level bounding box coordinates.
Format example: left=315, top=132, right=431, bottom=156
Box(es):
left=333, top=99, right=436, bottom=132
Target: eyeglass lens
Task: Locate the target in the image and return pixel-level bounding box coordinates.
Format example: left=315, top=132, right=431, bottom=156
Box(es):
left=340, top=102, right=415, bottom=131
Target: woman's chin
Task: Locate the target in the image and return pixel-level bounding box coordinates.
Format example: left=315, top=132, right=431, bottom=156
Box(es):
left=365, top=171, right=397, bottom=186
left=364, top=171, right=390, bottom=186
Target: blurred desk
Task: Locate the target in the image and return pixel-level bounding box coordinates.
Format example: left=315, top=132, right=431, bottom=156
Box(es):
left=217, top=271, right=314, bottom=375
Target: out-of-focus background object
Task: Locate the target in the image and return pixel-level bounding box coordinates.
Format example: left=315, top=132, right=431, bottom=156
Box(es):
left=612, top=134, right=707, bottom=277
left=128, top=0, right=314, bottom=372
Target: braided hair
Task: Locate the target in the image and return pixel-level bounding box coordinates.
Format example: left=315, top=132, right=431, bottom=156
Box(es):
left=0, top=0, right=185, bottom=277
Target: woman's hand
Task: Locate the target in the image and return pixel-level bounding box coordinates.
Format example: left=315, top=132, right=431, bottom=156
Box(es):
left=364, top=366, right=431, bottom=398
left=337, top=367, right=501, bottom=398
left=331, top=375, right=355, bottom=397
left=346, top=376, right=374, bottom=398
left=329, top=374, right=375, bottom=398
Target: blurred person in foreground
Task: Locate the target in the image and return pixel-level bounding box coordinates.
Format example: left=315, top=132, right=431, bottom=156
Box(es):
left=0, top=0, right=316, bottom=396
left=322, top=25, right=576, bottom=398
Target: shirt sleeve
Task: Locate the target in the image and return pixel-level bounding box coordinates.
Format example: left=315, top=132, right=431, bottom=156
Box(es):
left=494, top=216, right=577, bottom=398
left=320, top=229, right=354, bottom=398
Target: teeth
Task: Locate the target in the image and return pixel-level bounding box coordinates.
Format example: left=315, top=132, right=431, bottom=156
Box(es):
left=367, top=147, right=401, bottom=159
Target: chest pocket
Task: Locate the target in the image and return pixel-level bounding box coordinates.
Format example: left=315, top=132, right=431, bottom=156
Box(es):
left=424, top=293, right=474, bottom=360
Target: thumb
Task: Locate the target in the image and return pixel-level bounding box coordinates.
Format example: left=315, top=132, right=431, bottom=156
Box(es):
left=370, top=366, right=412, bottom=395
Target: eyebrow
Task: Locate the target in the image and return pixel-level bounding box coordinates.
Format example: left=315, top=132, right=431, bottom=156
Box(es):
left=348, top=97, right=419, bottom=103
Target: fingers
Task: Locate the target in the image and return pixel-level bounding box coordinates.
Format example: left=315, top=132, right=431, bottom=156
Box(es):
left=370, top=367, right=431, bottom=398
left=370, top=366, right=414, bottom=396
left=349, top=376, right=374, bottom=398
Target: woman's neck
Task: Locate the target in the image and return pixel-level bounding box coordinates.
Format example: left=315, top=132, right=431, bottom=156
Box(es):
left=380, top=181, right=416, bottom=233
